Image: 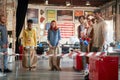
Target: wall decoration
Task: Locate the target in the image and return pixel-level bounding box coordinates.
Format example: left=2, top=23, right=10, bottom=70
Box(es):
left=47, top=10, right=56, bottom=22
left=74, top=10, right=84, bottom=22
left=40, top=9, right=44, bottom=15
left=57, top=10, right=73, bottom=21
left=45, top=22, right=51, bottom=30
left=27, top=8, right=38, bottom=24
left=44, top=22, right=75, bottom=38
left=40, top=9, right=45, bottom=23
left=84, top=11, right=93, bottom=17
left=40, top=16, right=45, bottom=23
left=58, top=23, right=74, bottom=38
left=40, top=23, right=44, bottom=30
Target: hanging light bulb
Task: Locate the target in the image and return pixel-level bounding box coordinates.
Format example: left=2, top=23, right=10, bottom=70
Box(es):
left=45, top=0, right=48, bottom=5
left=66, top=1, right=71, bottom=6
left=86, top=1, right=90, bottom=6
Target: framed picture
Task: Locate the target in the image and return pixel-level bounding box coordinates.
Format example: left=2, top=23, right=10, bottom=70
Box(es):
left=47, top=10, right=56, bottom=22
left=57, top=10, right=73, bottom=21
left=27, top=8, right=38, bottom=24
left=74, top=10, right=84, bottom=22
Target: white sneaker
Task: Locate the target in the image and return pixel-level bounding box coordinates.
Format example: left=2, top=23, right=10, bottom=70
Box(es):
left=84, top=69, right=89, bottom=76
left=0, top=72, right=6, bottom=77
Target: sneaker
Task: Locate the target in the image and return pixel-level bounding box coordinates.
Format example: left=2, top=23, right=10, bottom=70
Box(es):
left=4, top=69, right=12, bottom=73
left=31, top=68, right=36, bottom=71
left=0, top=72, right=6, bottom=77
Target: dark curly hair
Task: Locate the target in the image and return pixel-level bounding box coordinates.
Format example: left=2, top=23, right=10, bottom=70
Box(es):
left=27, top=19, right=33, bottom=23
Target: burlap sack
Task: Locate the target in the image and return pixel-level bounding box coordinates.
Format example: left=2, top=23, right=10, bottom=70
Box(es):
left=22, top=48, right=37, bottom=68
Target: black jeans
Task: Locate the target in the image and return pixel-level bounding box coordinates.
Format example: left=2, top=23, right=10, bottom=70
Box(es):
left=91, top=47, right=99, bottom=52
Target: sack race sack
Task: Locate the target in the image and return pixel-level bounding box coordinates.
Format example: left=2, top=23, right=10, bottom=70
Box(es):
left=49, top=56, right=61, bottom=71
left=47, top=47, right=59, bottom=55
left=22, top=48, right=37, bottom=69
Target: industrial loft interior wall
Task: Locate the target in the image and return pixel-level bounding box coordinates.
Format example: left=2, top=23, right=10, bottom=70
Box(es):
left=22, top=4, right=98, bottom=44
left=0, top=0, right=17, bottom=52
left=0, top=0, right=118, bottom=52
left=22, top=2, right=116, bottom=45
left=1, top=0, right=119, bottom=52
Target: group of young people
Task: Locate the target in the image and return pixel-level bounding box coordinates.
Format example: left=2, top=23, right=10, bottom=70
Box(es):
left=78, top=9, right=107, bottom=53
left=0, top=9, right=107, bottom=75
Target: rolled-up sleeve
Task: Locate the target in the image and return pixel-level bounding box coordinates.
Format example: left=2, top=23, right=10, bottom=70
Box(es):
left=0, top=27, right=7, bottom=46
left=58, top=29, right=61, bottom=41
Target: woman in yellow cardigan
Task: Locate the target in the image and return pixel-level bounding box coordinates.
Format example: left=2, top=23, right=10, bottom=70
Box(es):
left=22, top=19, right=37, bottom=71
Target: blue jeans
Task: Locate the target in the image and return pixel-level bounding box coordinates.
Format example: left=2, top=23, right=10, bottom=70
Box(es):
left=80, top=43, right=87, bottom=52
left=80, top=43, right=87, bottom=70
left=82, top=56, right=87, bottom=70
left=0, top=48, right=8, bottom=69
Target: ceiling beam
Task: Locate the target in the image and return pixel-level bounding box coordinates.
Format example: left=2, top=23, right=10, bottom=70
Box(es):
left=28, top=0, right=113, bottom=7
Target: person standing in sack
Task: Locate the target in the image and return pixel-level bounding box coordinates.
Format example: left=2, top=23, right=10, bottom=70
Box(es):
left=77, top=15, right=88, bottom=52
left=22, top=19, right=37, bottom=71
left=47, top=20, right=61, bottom=71
left=77, top=16, right=89, bottom=71
left=0, top=14, right=12, bottom=73
left=86, top=17, right=95, bottom=52
left=91, top=9, right=107, bottom=52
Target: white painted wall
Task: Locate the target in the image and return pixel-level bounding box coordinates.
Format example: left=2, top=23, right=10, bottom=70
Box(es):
left=105, top=20, right=114, bottom=44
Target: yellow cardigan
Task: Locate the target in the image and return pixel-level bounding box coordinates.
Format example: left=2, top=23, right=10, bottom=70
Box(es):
left=22, top=29, right=37, bottom=47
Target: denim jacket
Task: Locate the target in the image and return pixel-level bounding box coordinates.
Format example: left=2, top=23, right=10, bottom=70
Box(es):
left=0, top=24, right=8, bottom=49
left=47, top=29, right=61, bottom=46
